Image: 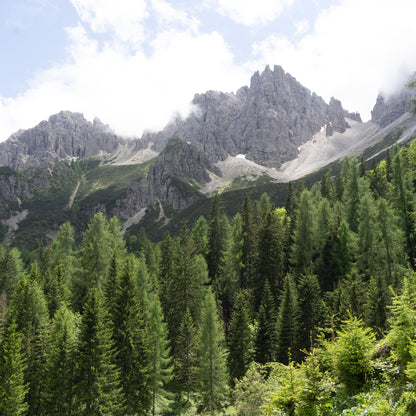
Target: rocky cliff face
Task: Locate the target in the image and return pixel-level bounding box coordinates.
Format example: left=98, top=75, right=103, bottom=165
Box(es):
left=0, top=111, right=127, bottom=169
left=143, top=65, right=361, bottom=167
left=371, top=88, right=416, bottom=128
left=112, top=138, right=217, bottom=219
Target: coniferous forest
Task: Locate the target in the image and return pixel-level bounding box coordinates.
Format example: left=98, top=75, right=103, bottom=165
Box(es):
left=5, top=141, right=416, bottom=415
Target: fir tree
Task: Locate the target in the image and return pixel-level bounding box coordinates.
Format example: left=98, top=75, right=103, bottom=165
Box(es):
left=198, top=288, right=229, bottom=415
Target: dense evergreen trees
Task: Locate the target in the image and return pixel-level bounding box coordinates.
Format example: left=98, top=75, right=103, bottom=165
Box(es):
left=4, top=138, right=416, bottom=414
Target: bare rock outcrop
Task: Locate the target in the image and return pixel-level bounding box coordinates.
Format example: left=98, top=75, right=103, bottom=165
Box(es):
left=143, top=65, right=361, bottom=168
left=0, top=111, right=127, bottom=169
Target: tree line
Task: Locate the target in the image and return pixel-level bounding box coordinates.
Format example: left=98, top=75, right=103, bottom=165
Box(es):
left=2, top=140, right=416, bottom=414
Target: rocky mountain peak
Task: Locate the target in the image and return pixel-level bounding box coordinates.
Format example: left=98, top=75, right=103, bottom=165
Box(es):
left=0, top=111, right=126, bottom=169
left=371, top=88, right=415, bottom=127
left=144, top=65, right=360, bottom=168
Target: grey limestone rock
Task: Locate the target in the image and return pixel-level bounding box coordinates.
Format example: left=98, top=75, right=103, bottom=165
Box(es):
left=0, top=111, right=127, bottom=169
left=144, top=65, right=360, bottom=168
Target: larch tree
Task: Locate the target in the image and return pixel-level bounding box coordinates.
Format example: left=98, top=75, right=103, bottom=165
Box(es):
left=198, top=288, right=229, bottom=416
left=146, top=293, right=173, bottom=416
left=0, top=321, right=28, bottom=416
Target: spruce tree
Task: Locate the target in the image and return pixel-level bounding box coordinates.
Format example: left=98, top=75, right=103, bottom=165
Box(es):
left=109, top=264, right=150, bottom=415
left=75, top=287, right=124, bottom=415
left=276, top=274, right=300, bottom=364
left=43, top=305, right=78, bottom=415
left=227, top=291, right=253, bottom=384
left=0, top=321, right=28, bottom=416
left=291, top=190, right=315, bottom=275
left=240, top=195, right=258, bottom=290
left=198, top=288, right=229, bottom=415
left=255, top=209, right=284, bottom=308
left=255, top=280, right=278, bottom=364
left=297, top=274, right=325, bottom=350
left=175, top=308, right=198, bottom=401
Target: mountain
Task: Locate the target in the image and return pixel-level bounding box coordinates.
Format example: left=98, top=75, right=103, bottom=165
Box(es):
left=0, top=65, right=415, bottom=249
left=142, top=65, right=361, bottom=167
left=0, top=111, right=129, bottom=170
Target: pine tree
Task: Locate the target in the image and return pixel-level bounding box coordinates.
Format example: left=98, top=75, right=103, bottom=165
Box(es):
left=146, top=293, right=173, bottom=416
left=227, top=291, right=253, bottom=384
left=198, top=288, right=229, bottom=415
left=109, top=264, right=150, bottom=415
left=75, top=287, right=124, bottom=415
left=0, top=321, right=28, bottom=416
left=175, top=308, right=198, bottom=401
left=276, top=274, right=300, bottom=364
left=255, top=280, right=278, bottom=364
left=43, top=305, right=78, bottom=415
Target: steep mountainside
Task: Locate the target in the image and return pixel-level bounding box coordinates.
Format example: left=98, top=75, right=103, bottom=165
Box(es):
left=0, top=65, right=415, bottom=249
left=142, top=65, right=361, bottom=167
left=0, top=111, right=129, bottom=169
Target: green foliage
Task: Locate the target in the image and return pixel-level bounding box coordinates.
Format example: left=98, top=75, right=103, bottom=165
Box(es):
left=74, top=287, right=124, bottom=415
left=198, top=288, right=229, bottom=415
left=333, top=316, right=376, bottom=394
left=0, top=321, right=28, bottom=416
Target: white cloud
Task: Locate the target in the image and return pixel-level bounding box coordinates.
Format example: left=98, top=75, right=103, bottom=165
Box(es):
left=0, top=22, right=250, bottom=140
left=252, top=0, right=416, bottom=120
left=295, top=19, right=309, bottom=36
left=70, top=0, right=148, bottom=47
left=211, top=0, right=294, bottom=27
left=150, top=0, right=199, bottom=32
